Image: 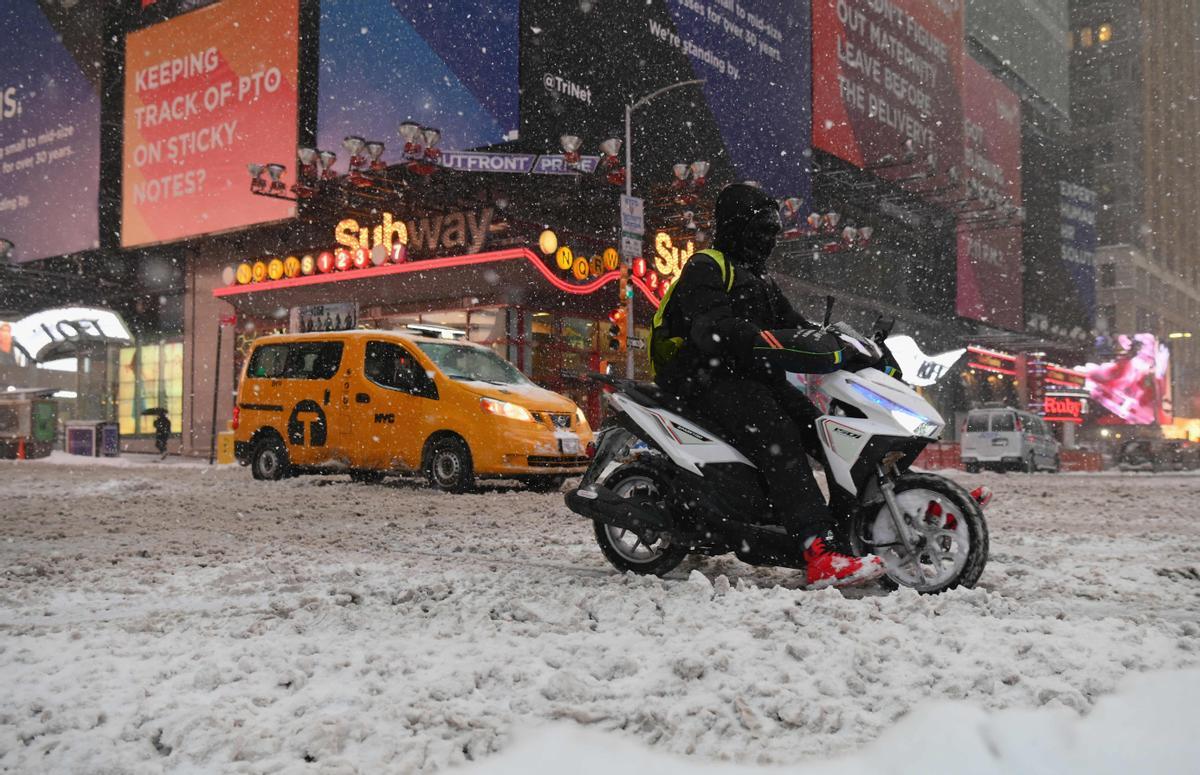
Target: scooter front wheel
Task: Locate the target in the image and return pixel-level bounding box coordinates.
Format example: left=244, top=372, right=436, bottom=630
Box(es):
left=593, top=465, right=687, bottom=577
left=853, top=473, right=988, bottom=593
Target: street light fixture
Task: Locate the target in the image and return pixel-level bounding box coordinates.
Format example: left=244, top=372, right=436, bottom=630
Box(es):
left=622, top=77, right=705, bottom=377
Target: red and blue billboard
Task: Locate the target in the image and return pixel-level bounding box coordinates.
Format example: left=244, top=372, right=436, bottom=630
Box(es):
left=955, top=56, right=1023, bottom=330
left=318, top=0, right=520, bottom=158
left=0, top=0, right=101, bottom=263
left=812, top=0, right=964, bottom=178
left=122, top=0, right=300, bottom=247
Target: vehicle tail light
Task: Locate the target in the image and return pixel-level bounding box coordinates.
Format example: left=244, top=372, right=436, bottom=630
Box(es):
left=231, top=405, right=240, bottom=431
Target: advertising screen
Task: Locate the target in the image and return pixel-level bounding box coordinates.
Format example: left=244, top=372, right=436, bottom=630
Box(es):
left=955, top=57, right=1022, bottom=330
left=122, top=0, right=299, bottom=247
left=811, top=0, right=964, bottom=177
left=1085, top=334, right=1171, bottom=425
left=1058, top=181, right=1098, bottom=324
left=521, top=0, right=811, bottom=200
left=318, top=0, right=519, bottom=157
left=0, top=0, right=101, bottom=263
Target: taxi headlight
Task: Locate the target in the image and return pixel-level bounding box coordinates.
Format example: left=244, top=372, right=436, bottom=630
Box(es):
left=575, top=406, right=587, bottom=426
left=480, top=397, right=534, bottom=422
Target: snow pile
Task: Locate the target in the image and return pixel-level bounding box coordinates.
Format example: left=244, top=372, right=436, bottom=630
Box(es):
left=469, top=669, right=1200, bottom=774
left=1, top=461, right=1198, bottom=772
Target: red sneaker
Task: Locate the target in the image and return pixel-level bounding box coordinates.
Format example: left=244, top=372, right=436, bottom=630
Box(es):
left=804, top=537, right=887, bottom=590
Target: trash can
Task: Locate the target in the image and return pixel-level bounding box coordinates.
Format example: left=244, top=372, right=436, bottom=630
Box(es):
left=100, top=423, right=120, bottom=457
left=65, top=420, right=106, bottom=456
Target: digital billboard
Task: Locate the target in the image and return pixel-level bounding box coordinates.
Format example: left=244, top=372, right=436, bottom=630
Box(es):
left=521, top=1, right=811, bottom=200
left=1085, top=334, right=1172, bottom=425
left=1058, top=181, right=1098, bottom=324
left=318, top=0, right=519, bottom=157
left=122, top=0, right=299, bottom=247
left=811, top=0, right=964, bottom=178
left=955, top=56, right=1022, bottom=330
left=0, top=0, right=101, bottom=263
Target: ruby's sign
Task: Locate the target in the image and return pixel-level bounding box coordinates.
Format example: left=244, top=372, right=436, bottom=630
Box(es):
left=1043, top=395, right=1084, bottom=423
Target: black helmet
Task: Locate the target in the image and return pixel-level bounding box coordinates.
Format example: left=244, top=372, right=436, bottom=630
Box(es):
left=713, top=183, right=781, bottom=271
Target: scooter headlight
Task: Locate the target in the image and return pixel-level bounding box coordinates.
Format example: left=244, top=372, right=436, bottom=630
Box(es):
left=848, top=382, right=939, bottom=437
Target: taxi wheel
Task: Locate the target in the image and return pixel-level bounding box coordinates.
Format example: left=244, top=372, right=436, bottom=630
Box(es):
left=251, top=438, right=289, bottom=481
left=424, top=436, right=474, bottom=493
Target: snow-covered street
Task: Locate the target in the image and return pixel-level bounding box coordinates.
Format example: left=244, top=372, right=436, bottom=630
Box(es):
left=2, top=457, right=1198, bottom=772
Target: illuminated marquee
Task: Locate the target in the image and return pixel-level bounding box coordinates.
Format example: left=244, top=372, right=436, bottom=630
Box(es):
left=336, top=207, right=494, bottom=255
left=1043, top=395, right=1085, bottom=423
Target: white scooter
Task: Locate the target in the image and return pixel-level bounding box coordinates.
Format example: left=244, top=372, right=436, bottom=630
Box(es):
left=566, top=316, right=990, bottom=593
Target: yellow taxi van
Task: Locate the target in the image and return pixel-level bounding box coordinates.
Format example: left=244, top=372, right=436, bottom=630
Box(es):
left=232, top=330, right=593, bottom=491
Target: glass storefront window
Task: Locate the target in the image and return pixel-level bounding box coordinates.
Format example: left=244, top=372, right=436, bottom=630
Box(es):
left=117, top=340, right=184, bottom=435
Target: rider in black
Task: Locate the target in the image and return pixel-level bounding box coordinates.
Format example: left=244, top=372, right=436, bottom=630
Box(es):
left=652, top=183, right=884, bottom=588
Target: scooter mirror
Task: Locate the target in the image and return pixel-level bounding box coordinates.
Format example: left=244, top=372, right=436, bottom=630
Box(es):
left=823, top=295, right=835, bottom=328
left=872, top=314, right=895, bottom=339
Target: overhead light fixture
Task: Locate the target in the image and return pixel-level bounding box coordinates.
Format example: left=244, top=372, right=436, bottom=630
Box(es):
left=365, top=141, right=386, bottom=171
left=247, top=163, right=266, bottom=191
left=265, top=163, right=286, bottom=194
left=560, top=134, right=582, bottom=168
left=397, top=122, right=423, bottom=163
left=317, top=150, right=338, bottom=179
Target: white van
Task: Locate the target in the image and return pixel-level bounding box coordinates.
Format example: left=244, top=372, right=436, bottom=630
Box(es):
left=960, top=407, right=1060, bottom=473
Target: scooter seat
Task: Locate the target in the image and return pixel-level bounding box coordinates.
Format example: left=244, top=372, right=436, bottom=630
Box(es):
left=624, top=382, right=714, bottom=427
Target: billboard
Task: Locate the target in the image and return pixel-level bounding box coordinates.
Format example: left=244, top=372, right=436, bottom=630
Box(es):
left=811, top=0, right=964, bottom=177
left=1085, top=334, right=1172, bottom=425
left=318, top=0, right=519, bottom=157
left=955, top=57, right=1022, bottom=329
left=966, top=0, right=1069, bottom=114
left=122, top=0, right=299, bottom=247
left=521, top=1, right=811, bottom=200
left=0, top=0, right=101, bottom=263
left=1058, top=181, right=1098, bottom=324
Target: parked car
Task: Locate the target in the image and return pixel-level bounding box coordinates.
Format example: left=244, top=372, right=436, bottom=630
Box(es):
left=1159, top=439, right=1200, bottom=471
left=960, top=407, right=1060, bottom=473
left=233, top=331, right=593, bottom=491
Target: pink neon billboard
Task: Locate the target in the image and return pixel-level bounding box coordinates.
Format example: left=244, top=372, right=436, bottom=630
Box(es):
left=1084, top=334, right=1172, bottom=425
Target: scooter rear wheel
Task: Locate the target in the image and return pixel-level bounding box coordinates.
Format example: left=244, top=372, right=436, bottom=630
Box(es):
left=593, top=466, right=687, bottom=576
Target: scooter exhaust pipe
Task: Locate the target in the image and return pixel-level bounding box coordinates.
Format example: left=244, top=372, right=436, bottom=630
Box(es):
left=565, top=485, right=671, bottom=533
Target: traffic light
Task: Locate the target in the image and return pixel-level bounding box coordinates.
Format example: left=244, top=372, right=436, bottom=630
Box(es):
left=607, top=307, right=627, bottom=351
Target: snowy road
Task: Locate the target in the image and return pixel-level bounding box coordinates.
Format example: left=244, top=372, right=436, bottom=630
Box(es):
left=1, top=457, right=1199, bottom=772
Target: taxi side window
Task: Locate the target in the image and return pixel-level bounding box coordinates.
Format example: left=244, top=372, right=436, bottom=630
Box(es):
left=248, top=345, right=288, bottom=378
left=246, top=342, right=342, bottom=380
left=285, top=342, right=343, bottom=379
left=365, top=341, right=438, bottom=399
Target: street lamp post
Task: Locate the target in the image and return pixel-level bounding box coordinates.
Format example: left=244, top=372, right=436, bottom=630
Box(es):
left=622, top=78, right=704, bottom=378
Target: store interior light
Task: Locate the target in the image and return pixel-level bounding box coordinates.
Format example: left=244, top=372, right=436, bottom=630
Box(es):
left=1168, top=332, right=1193, bottom=339
left=689, top=160, right=709, bottom=185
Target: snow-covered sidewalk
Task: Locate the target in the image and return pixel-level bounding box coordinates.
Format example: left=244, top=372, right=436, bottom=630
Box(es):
left=1, top=459, right=1198, bottom=772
